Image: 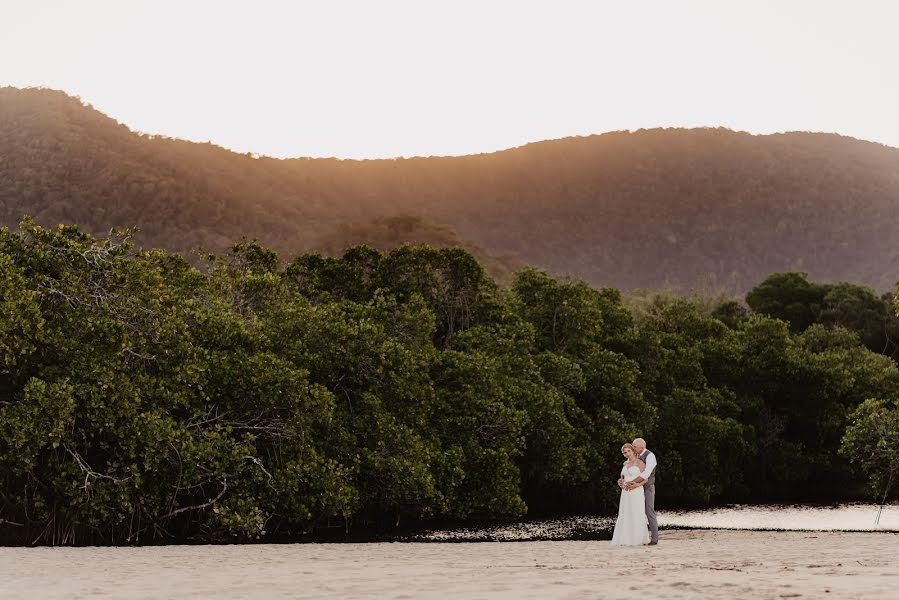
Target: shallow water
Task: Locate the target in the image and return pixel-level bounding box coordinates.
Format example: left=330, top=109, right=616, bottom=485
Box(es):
left=659, top=502, right=899, bottom=532
left=418, top=503, right=899, bottom=541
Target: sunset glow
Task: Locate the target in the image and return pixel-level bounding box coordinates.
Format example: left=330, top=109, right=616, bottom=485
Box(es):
left=2, top=0, right=898, bottom=158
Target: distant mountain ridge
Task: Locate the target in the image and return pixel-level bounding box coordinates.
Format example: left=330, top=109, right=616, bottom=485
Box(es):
left=2, top=86, right=899, bottom=292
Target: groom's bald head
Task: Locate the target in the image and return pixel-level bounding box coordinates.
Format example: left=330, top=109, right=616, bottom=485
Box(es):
left=632, top=438, right=646, bottom=452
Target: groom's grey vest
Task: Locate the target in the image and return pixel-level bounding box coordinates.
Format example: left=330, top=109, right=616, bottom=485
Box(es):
left=639, top=450, right=656, bottom=485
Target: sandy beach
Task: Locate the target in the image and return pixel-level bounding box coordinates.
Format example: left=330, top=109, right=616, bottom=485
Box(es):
left=1, top=530, right=896, bottom=599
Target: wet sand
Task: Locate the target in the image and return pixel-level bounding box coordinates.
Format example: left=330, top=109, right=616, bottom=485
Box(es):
left=1, top=530, right=897, bottom=599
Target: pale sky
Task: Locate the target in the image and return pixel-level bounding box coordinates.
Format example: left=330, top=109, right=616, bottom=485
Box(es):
left=1, top=0, right=897, bottom=158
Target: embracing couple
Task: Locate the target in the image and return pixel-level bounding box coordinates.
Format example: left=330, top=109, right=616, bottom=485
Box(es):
left=611, top=438, right=658, bottom=546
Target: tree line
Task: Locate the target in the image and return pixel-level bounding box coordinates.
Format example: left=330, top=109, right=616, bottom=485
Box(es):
left=1, top=219, right=897, bottom=545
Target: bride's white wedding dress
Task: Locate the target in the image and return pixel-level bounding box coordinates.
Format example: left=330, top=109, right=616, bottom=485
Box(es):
left=611, top=464, right=649, bottom=546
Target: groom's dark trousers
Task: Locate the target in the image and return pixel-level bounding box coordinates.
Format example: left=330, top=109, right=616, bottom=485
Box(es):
left=644, top=483, right=658, bottom=543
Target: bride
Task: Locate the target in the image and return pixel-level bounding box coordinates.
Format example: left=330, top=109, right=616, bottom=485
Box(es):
left=611, top=442, right=649, bottom=545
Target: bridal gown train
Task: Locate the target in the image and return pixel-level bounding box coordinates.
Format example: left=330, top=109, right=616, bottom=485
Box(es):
left=611, top=465, right=649, bottom=545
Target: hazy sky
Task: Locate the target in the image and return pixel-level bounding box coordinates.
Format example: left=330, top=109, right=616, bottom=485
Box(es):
left=2, top=0, right=897, bottom=158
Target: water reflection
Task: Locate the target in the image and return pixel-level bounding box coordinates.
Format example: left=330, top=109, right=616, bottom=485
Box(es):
left=418, top=503, right=898, bottom=542
left=420, top=516, right=615, bottom=542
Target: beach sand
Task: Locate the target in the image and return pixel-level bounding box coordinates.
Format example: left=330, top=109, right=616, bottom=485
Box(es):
left=1, top=530, right=897, bottom=599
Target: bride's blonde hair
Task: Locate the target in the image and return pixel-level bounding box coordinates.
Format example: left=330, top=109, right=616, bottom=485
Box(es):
left=621, top=443, right=635, bottom=453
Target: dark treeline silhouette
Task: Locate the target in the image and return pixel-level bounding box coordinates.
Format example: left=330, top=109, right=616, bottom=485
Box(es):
left=4, top=87, right=899, bottom=292
left=1, top=220, right=897, bottom=545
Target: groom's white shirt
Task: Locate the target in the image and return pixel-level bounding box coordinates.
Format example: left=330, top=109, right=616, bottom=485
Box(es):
left=639, top=450, right=657, bottom=481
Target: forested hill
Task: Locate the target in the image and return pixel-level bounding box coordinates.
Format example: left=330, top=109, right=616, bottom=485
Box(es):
left=3, top=86, right=899, bottom=292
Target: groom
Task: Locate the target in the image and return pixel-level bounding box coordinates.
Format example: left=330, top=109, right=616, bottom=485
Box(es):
left=622, top=438, right=658, bottom=545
